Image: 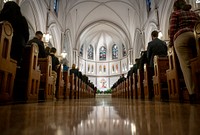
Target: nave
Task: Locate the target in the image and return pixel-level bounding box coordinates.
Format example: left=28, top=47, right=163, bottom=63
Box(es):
left=0, top=97, right=200, bottom=135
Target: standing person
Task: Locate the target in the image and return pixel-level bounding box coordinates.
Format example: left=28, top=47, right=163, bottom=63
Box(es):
left=49, top=47, right=60, bottom=99
left=168, top=0, right=200, bottom=103
left=27, top=31, right=46, bottom=58
left=0, top=1, right=29, bottom=67
left=147, top=30, right=168, bottom=72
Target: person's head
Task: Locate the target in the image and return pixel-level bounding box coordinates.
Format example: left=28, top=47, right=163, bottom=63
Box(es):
left=173, top=0, right=191, bottom=11
left=1, top=1, right=22, bottom=19
left=72, top=64, right=76, bottom=69
left=151, top=30, right=158, bottom=40
left=50, top=47, right=57, bottom=54
left=35, top=31, right=43, bottom=40
left=45, top=46, right=50, bottom=54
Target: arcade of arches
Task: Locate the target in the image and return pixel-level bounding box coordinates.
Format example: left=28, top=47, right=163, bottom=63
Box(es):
left=0, top=0, right=199, bottom=91
left=1, top=1, right=200, bottom=135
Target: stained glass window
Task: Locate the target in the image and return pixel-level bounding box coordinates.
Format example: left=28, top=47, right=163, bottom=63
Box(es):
left=88, top=45, right=93, bottom=60
left=99, top=46, right=106, bottom=60
left=54, top=0, right=59, bottom=14
left=146, top=0, right=151, bottom=12
left=112, top=44, right=118, bottom=59
left=79, top=44, right=83, bottom=57
left=122, top=44, right=127, bottom=57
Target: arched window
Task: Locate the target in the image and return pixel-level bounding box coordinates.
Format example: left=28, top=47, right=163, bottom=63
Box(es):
left=112, top=44, right=118, bottom=59
left=88, top=45, right=93, bottom=60
left=122, top=44, right=127, bottom=57
left=99, top=46, right=106, bottom=60
left=54, top=0, right=59, bottom=14
left=79, top=44, right=83, bottom=57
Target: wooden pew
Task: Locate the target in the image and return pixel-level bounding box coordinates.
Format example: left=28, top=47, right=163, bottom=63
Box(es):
left=137, top=69, right=144, bottom=99
left=143, top=64, right=153, bottom=99
left=125, top=78, right=129, bottom=98
left=133, top=73, right=138, bottom=99
left=69, top=74, right=75, bottom=99
left=75, top=76, right=79, bottom=99
left=153, top=55, right=169, bottom=101
left=128, top=75, right=133, bottom=99
left=190, top=22, right=200, bottom=102
left=56, top=65, right=64, bottom=100
left=14, top=43, right=41, bottom=102
left=166, top=47, right=189, bottom=102
left=63, top=71, right=70, bottom=99
left=38, top=56, right=54, bottom=101
left=78, top=78, right=82, bottom=99
left=0, top=21, right=17, bottom=103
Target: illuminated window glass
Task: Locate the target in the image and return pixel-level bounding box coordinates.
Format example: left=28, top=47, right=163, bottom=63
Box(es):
left=54, top=0, right=59, bottom=14
left=122, top=44, right=127, bottom=57
left=80, top=44, right=83, bottom=57
left=99, top=46, right=106, bottom=60
left=112, top=44, right=118, bottom=59
left=88, top=45, right=93, bottom=60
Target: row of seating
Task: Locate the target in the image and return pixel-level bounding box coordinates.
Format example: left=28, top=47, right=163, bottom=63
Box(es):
left=112, top=22, right=200, bottom=103
left=0, top=21, right=95, bottom=104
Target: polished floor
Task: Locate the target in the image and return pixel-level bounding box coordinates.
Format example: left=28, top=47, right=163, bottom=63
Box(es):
left=0, top=97, right=200, bottom=135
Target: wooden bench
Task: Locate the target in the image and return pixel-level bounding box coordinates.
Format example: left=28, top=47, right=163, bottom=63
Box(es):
left=69, top=74, right=75, bottom=99
left=75, top=76, right=79, bottom=99
left=153, top=55, right=169, bottom=101
left=128, top=75, right=133, bottom=99
left=125, top=78, right=129, bottom=98
left=190, top=22, right=200, bottom=102
left=38, top=56, right=54, bottom=101
left=137, top=69, right=144, bottom=99
left=133, top=73, right=138, bottom=99
left=143, top=64, right=153, bottom=99
left=166, top=47, right=189, bottom=102
left=0, top=21, right=17, bottom=103
left=14, top=43, right=41, bottom=102
left=63, top=71, right=70, bottom=99
left=56, top=65, right=64, bottom=99
left=78, top=77, right=82, bottom=99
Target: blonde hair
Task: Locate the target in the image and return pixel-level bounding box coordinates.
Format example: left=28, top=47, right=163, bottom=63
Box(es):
left=72, top=64, right=76, bottom=69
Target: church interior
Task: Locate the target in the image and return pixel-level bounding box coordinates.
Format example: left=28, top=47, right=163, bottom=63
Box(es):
left=1, top=0, right=200, bottom=135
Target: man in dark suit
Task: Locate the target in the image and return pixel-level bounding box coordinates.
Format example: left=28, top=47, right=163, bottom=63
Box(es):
left=27, top=31, right=46, bottom=58
left=147, top=30, right=167, bottom=70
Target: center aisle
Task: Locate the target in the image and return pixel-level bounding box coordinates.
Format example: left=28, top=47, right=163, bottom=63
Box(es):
left=0, top=98, right=200, bottom=135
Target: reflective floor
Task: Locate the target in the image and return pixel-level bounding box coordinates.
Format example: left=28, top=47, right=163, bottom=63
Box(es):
left=0, top=97, right=200, bottom=135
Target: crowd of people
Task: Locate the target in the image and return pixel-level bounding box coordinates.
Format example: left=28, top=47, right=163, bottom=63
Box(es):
left=1, top=0, right=200, bottom=103
left=112, top=0, right=200, bottom=103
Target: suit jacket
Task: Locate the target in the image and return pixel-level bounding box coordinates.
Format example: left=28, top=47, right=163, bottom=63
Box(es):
left=147, top=38, right=167, bottom=67
left=27, top=37, right=46, bottom=58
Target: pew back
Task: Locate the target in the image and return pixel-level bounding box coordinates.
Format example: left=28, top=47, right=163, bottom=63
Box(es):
left=0, top=21, right=17, bottom=102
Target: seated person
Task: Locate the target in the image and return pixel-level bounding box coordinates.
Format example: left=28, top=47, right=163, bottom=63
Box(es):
left=49, top=47, right=60, bottom=97
left=27, top=31, right=46, bottom=58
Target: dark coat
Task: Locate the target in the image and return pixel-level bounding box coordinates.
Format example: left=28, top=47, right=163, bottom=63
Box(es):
left=27, top=37, right=46, bottom=58
left=0, top=1, right=29, bottom=66
left=147, top=38, right=167, bottom=67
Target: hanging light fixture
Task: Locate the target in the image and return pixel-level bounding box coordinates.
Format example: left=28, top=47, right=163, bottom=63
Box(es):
left=43, top=33, right=52, bottom=43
